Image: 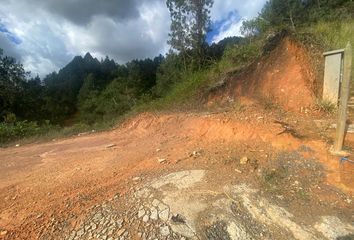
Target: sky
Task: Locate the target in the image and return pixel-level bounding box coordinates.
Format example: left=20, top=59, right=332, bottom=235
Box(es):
left=0, top=0, right=267, bottom=77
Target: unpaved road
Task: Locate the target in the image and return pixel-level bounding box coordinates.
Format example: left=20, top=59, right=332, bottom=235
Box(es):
left=0, top=110, right=353, bottom=239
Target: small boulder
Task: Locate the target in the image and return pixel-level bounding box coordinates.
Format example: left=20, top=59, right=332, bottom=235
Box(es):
left=240, top=156, right=249, bottom=165
left=158, top=158, right=167, bottom=164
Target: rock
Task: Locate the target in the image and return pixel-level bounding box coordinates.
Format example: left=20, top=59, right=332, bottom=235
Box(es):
left=157, top=202, right=168, bottom=212
left=159, top=209, right=169, bottom=222
left=160, top=226, right=170, bottom=236
left=15, top=144, right=20, bottom=147
left=158, top=158, right=167, bottom=164
left=235, top=168, right=242, bottom=174
left=106, top=144, right=116, bottom=149
left=142, top=215, right=149, bottom=222
left=150, top=207, right=158, bottom=220
left=156, top=149, right=161, bottom=152
left=152, top=199, right=161, bottom=207
left=0, top=230, right=8, bottom=236
left=117, top=219, right=124, bottom=227
left=91, top=223, right=97, bottom=230
left=133, top=177, right=141, bottom=181
left=77, top=229, right=84, bottom=237
left=240, top=156, right=249, bottom=165
left=189, top=150, right=201, bottom=158
left=117, top=228, right=125, bottom=237
left=138, top=209, right=146, bottom=218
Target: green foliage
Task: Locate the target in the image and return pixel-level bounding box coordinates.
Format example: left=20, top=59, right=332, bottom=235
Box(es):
left=0, top=121, right=40, bottom=144
left=302, top=20, right=354, bottom=50
left=136, top=69, right=211, bottom=112
left=167, top=0, right=213, bottom=69
left=299, top=20, right=354, bottom=90
left=242, top=0, right=354, bottom=36
left=153, top=53, right=183, bottom=97
left=0, top=49, right=28, bottom=120
left=222, top=41, right=261, bottom=68
left=316, top=99, right=336, bottom=114
left=3, top=113, right=16, bottom=123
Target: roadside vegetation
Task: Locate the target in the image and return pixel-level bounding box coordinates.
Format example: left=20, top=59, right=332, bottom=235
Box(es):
left=1, top=0, right=353, bottom=146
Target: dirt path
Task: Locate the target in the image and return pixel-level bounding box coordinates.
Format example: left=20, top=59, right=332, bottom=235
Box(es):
left=0, top=108, right=353, bottom=239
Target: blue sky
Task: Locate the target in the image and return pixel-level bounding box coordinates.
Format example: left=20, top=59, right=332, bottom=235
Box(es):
left=0, top=23, right=22, bottom=45
left=0, top=0, right=266, bottom=77
left=207, top=11, right=242, bottom=44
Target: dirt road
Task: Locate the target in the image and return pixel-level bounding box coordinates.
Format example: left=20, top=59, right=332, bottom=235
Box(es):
left=0, top=108, right=353, bottom=239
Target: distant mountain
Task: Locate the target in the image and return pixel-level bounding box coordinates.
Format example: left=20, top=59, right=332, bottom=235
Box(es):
left=42, top=53, right=117, bottom=122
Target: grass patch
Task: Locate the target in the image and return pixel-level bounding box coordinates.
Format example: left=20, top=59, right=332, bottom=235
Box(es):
left=299, top=20, right=354, bottom=93
left=316, top=99, right=337, bottom=113
left=0, top=118, right=122, bottom=147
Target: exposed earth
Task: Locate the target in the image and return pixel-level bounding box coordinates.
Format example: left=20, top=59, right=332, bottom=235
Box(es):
left=1, top=37, right=354, bottom=240
left=1, top=105, right=354, bottom=240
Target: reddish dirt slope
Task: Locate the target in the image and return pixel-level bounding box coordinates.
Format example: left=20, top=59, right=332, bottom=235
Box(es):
left=208, top=37, right=316, bottom=112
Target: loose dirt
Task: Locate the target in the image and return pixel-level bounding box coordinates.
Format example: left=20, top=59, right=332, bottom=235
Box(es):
left=0, top=104, right=353, bottom=239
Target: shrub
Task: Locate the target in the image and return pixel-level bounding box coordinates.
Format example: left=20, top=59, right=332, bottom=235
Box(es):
left=0, top=121, right=40, bottom=144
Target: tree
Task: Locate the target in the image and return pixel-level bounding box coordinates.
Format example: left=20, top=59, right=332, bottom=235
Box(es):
left=154, top=52, right=183, bottom=97
left=189, top=0, right=213, bottom=68
left=166, top=0, right=213, bottom=69
left=0, top=48, right=27, bottom=120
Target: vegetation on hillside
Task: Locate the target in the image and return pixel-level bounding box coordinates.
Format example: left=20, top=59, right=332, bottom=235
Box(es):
left=1, top=0, right=353, bottom=145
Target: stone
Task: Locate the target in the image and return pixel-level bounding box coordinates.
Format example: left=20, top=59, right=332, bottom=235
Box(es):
left=138, top=209, right=146, bottom=218
left=150, top=207, right=158, bottom=220
left=143, top=215, right=149, bottom=222
left=91, top=223, right=97, bottom=230
left=117, top=219, right=124, bottom=227
left=159, top=209, right=169, bottom=222
left=106, top=144, right=116, bottom=149
left=240, top=156, right=249, bottom=165
left=77, top=229, right=85, bottom=237
left=158, top=158, right=167, bottom=164
left=160, top=226, right=170, bottom=236
left=117, top=228, right=125, bottom=237
left=0, top=231, right=8, bottom=236
left=157, top=202, right=168, bottom=212
left=133, top=177, right=141, bottom=181
left=152, top=199, right=160, bottom=207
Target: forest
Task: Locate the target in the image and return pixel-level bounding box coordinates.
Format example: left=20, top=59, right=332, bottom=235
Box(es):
left=0, top=0, right=353, bottom=144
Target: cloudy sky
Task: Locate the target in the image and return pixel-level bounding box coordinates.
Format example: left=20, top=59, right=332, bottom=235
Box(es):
left=0, top=0, right=266, bottom=77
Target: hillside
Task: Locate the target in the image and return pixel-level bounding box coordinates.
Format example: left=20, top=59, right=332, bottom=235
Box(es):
left=1, top=1, right=354, bottom=239
left=1, top=35, right=354, bottom=240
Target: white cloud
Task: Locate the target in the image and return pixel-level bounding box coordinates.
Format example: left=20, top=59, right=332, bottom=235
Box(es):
left=211, top=0, right=267, bottom=43
left=212, top=16, right=245, bottom=43
left=0, top=0, right=266, bottom=77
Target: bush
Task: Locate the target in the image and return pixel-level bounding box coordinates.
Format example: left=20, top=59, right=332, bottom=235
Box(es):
left=218, top=41, right=261, bottom=72
left=0, top=121, right=40, bottom=144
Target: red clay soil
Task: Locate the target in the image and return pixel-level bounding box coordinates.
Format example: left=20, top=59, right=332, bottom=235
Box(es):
left=0, top=108, right=353, bottom=239
left=0, top=37, right=353, bottom=239
left=208, top=37, right=316, bottom=112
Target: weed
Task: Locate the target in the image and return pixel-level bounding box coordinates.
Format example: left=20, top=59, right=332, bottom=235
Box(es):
left=263, top=166, right=289, bottom=185
left=316, top=99, right=336, bottom=113
left=297, top=189, right=310, bottom=201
